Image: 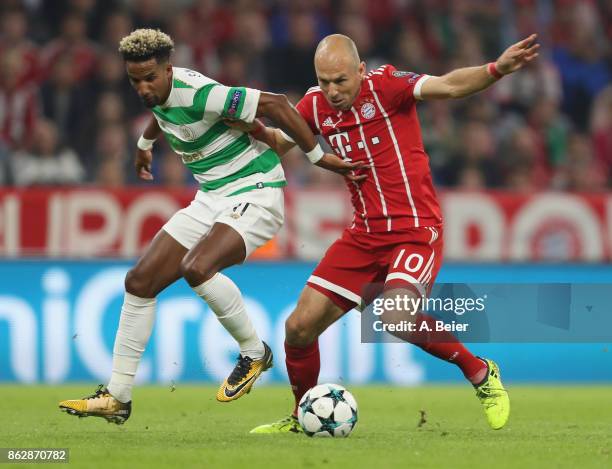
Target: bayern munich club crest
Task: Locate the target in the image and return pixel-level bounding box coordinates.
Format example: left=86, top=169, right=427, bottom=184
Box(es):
left=360, top=102, right=376, bottom=119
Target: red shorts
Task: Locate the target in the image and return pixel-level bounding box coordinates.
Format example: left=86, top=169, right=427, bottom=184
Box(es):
left=307, top=225, right=443, bottom=312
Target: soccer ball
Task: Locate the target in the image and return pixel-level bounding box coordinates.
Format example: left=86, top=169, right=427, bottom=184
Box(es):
left=297, top=383, right=358, bottom=437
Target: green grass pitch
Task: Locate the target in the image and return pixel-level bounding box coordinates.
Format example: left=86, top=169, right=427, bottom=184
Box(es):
left=1, top=385, right=610, bottom=468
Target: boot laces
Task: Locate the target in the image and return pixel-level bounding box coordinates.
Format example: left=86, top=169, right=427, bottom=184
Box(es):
left=228, top=356, right=254, bottom=385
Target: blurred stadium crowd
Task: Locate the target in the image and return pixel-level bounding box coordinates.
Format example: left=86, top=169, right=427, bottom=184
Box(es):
left=0, top=0, right=610, bottom=191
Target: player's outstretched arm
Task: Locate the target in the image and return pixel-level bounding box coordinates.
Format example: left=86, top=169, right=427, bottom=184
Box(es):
left=229, top=96, right=368, bottom=181
left=222, top=118, right=297, bottom=155
left=134, top=116, right=161, bottom=181
left=419, top=33, right=539, bottom=100
left=256, top=92, right=322, bottom=155
left=249, top=119, right=297, bottom=156
left=254, top=91, right=362, bottom=179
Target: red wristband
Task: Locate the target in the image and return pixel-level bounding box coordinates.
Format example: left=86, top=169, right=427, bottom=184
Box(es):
left=487, top=62, right=503, bottom=79
left=250, top=119, right=266, bottom=138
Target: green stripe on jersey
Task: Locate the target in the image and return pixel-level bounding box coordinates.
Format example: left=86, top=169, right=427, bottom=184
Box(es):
left=173, top=78, right=193, bottom=89
left=184, top=134, right=250, bottom=174
left=152, top=84, right=217, bottom=125
left=162, top=120, right=229, bottom=154
left=199, top=149, right=281, bottom=192
left=221, top=87, right=246, bottom=119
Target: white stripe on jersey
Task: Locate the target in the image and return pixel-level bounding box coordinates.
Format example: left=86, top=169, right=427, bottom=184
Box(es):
left=191, top=141, right=260, bottom=182
left=421, top=262, right=434, bottom=286
left=426, top=226, right=438, bottom=243
left=305, top=86, right=321, bottom=95
left=350, top=106, right=391, bottom=231
left=352, top=180, right=370, bottom=233
left=366, top=65, right=388, bottom=77
left=156, top=116, right=214, bottom=143
left=418, top=250, right=435, bottom=284
left=312, top=95, right=321, bottom=131
left=308, top=275, right=362, bottom=304
left=392, top=249, right=405, bottom=269
left=168, top=88, right=197, bottom=107
left=367, top=79, right=420, bottom=226
left=385, top=272, right=426, bottom=296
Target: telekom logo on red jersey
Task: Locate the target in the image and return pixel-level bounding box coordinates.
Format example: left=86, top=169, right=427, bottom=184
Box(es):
left=328, top=132, right=381, bottom=159
left=328, top=132, right=351, bottom=158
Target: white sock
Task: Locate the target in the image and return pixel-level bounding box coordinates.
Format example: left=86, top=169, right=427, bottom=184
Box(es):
left=193, top=273, right=265, bottom=360
left=107, top=292, right=156, bottom=403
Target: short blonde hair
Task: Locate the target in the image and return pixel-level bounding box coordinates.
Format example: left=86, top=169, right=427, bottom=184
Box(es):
left=118, top=28, right=174, bottom=62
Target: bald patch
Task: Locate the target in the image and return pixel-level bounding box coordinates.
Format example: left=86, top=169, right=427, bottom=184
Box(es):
left=315, top=34, right=360, bottom=71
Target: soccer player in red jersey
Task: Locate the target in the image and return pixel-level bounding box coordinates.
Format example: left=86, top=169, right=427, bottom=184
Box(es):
left=246, top=34, right=539, bottom=433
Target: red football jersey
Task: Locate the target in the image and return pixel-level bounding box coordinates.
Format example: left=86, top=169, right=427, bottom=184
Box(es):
left=295, top=64, right=443, bottom=232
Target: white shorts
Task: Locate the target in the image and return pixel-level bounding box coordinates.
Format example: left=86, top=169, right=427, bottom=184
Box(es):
left=162, top=187, right=284, bottom=258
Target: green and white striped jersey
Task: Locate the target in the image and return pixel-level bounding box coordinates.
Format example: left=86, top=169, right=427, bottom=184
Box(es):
left=152, top=67, right=286, bottom=196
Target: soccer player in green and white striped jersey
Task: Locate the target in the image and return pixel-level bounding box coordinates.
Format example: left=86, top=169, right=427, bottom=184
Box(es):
left=59, top=29, right=365, bottom=424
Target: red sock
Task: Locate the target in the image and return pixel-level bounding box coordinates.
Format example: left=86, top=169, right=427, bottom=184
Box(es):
left=414, top=313, right=486, bottom=382
left=285, top=340, right=320, bottom=416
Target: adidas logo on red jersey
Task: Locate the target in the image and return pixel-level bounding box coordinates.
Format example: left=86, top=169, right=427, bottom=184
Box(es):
left=322, top=116, right=342, bottom=128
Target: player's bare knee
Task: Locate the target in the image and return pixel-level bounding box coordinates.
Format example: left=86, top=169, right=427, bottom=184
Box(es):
left=180, top=255, right=217, bottom=287
left=285, top=305, right=321, bottom=346
left=381, top=309, right=406, bottom=327
left=124, top=267, right=154, bottom=298
left=381, top=308, right=421, bottom=343
left=285, top=314, right=317, bottom=347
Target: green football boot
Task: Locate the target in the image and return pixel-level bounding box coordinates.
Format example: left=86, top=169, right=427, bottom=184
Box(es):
left=249, top=415, right=303, bottom=434
left=474, top=358, right=510, bottom=430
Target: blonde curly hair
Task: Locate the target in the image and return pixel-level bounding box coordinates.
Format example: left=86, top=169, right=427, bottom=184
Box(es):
left=118, top=29, right=174, bottom=62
